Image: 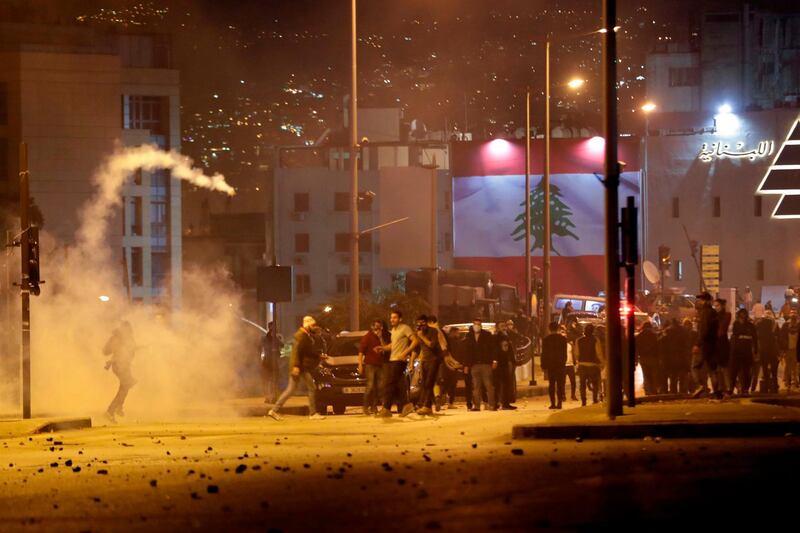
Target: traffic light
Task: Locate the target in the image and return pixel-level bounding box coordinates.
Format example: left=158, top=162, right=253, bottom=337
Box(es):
left=27, top=226, right=41, bottom=296
left=658, top=245, right=671, bottom=270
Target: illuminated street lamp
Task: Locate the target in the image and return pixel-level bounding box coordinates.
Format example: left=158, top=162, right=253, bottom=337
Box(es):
left=640, top=101, right=656, bottom=292
left=567, top=78, right=586, bottom=90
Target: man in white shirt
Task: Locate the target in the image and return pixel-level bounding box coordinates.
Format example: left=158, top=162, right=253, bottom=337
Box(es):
left=377, top=310, right=418, bottom=418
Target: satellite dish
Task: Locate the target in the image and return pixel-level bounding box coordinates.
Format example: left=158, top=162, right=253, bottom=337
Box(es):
left=643, top=261, right=661, bottom=284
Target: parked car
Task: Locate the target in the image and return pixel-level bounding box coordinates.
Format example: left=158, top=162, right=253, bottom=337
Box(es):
left=311, top=331, right=367, bottom=415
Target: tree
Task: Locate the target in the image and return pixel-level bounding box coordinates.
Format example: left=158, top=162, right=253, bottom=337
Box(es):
left=510, top=179, right=578, bottom=255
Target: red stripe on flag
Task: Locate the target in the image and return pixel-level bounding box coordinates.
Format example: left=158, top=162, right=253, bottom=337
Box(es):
left=451, top=137, right=641, bottom=177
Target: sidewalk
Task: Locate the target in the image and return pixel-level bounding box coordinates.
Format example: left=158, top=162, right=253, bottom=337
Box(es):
left=512, top=395, right=800, bottom=440
left=0, top=417, right=92, bottom=439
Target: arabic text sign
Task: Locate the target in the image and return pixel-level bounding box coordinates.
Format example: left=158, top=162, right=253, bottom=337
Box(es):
left=698, top=141, right=774, bottom=163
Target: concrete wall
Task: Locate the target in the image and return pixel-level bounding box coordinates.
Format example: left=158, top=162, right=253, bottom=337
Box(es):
left=644, top=109, right=799, bottom=301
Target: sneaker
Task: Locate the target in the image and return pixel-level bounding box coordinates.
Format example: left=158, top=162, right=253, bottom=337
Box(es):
left=416, top=407, right=433, bottom=416
left=267, top=409, right=283, bottom=421
left=400, top=403, right=415, bottom=417
left=377, top=407, right=392, bottom=418
left=548, top=404, right=557, bottom=410
left=503, top=404, right=518, bottom=410
left=555, top=404, right=563, bottom=410
left=570, top=396, right=578, bottom=402
left=691, top=387, right=704, bottom=399
left=469, top=407, right=480, bottom=412
left=309, top=412, right=326, bottom=420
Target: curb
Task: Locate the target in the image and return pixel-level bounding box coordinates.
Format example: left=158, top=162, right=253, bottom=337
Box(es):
left=512, top=420, right=800, bottom=440
left=33, top=417, right=93, bottom=434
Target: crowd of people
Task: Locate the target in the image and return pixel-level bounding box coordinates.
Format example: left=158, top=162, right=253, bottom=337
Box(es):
left=267, top=311, right=525, bottom=420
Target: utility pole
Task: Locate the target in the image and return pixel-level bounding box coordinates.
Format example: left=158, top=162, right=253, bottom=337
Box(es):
left=602, top=0, right=623, bottom=418
left=426, top=156, right=439, bottom=318
left=524, top=88, right=532, bottom=319
left=19, top=142, right=31, bottom=419
left=349, top=0, right=360, bottom=332
left=543, top=38, right=552, bottom=329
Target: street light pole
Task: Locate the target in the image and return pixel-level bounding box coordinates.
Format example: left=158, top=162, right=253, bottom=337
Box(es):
left=602, top=0, right=623, bottom=419
left=524, top=87, right=531, bottom=319
left=543, top=38, right=552, bottom=329
left=349, top=0, right=360, bottom=332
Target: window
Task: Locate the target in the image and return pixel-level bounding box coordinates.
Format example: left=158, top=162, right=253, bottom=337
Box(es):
left=713, top=196, right=721, bottom=217
left=336, top=275, right=372, bottom=294
left=675, top=260, right=684, bottom=281
left=336, top=232, right=371, bottom=253
left=295, top=274, right=311, bottom=295
left=295, top=233, right=309, bottom=253
left=334, top=192, right=372, bottom=211
left=756, top=259, right=765, bottom=281
left=122, top=95, right=165, bottom=134
left=152, top=251, right=169, bottom=288
left=754, top=196, right=762, bottom=217
left=130, top=247, right=143, bottom=286
left=672, top=197, right=680, bottom=218
left=129, top=197, right=143, bottom=236
left=669, top=67, right=700, bottom=87
left=294, top=192, right=309, bottom=212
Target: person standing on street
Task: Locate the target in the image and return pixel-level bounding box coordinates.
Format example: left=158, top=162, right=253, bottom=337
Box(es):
left=541, top=321, right=567, bottom=409
left=574, top=324, right=603, bottom=406
left=778, top=313, right=799, bottom=390
left=409, top=315, right=441, bottom=416
left=358, top=319, right=390, bottom=415
left=463, top=319, right=498, bottom=411
left=730, top=308, right=758, bottom=396
left=692, top=292, right=720, bottom=398
left=636, top=322, right=660, bottom=395
left=377, top=310, right=418, bottom=418
left=714, top=299, right=732, bottom=396
left=268, top=316, right=327, bottom=421
left=493, top=321, right=518, bottom=410
left=104, top=321, right=137, bottom=423
left=755, top=311, right=779, bottom=393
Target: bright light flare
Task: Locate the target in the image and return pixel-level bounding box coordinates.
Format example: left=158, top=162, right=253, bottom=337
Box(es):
left=714, top=104, right=740, bottom=136
left=640, top=102, right=657, bottom=113
left=487, top=138, right=513, bottom=157
left=587, top=136, right=605, bottom=153
left=597, top=26, right=622, bottom=33
left=98, top=295, right=110, bottom=302
left=567, top=78, right=585, bottom=90
left=323, top=305, right=333, bottom=313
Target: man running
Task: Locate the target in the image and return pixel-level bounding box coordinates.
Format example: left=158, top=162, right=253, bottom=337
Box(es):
left=103, top=321, right=137, bottom=423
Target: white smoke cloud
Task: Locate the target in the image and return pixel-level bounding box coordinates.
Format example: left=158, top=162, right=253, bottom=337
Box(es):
left=1, top=145, right=257, bottom=419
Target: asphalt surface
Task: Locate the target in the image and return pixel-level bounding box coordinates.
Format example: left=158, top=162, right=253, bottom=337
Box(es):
left=1, top=395, right=798, bottom=532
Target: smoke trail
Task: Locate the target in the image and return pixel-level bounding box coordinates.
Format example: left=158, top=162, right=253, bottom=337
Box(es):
left=78, top=144, right=235, bottom=255
left=0, top=145, right=257, bottom=418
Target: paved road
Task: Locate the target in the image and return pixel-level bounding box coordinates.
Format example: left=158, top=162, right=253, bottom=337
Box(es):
left=1, top=396, right=798, bottom=532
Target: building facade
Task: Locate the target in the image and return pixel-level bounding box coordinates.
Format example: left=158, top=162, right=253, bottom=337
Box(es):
left=0, top=24, right=182, bottom=306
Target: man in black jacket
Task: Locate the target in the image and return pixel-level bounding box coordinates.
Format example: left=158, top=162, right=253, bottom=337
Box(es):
left=494, top=321, right=518, bottom=410
left=463, top=319, right=497, bottom=411
left=636, top=322, right=660, bottom=395
left=541, top=321, right=567, bottom=409
left=268, top=316, right=326, bottom=421
left=692, top=292, right=720, bottom=398
left=730, top=308, right=758, bottom=395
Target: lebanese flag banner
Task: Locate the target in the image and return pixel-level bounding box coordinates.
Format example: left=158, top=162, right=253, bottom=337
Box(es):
left=452, top=137, right=641, bottom=296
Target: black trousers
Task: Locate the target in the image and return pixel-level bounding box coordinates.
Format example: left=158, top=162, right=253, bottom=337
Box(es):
left=579, top=366, right=601, bottom=404
left=494, top=362, right=515, bottom=407
left=729, top=354, right=753, bottom=394
left=563, top=366, right=577, bottom=400
left=547, top=367, right=566, bottom=407
left=107, top=364, right=135, bottom=415
left=419, top=358, right=442, bottom=408
left=382, top=361, right=409, bottom=410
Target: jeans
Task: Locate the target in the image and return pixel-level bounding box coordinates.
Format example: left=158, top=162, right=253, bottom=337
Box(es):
left=419, top=358, right=442, bottom=408
left=470, top=364, right=496, bottom=410
left=578, top=365, right=601, bottom=405
left=547, top=367, right=566, bottom=407
left=107, top=363, right=135, bottom=415
left=784, top=352, right=798, bottom=388
left=494, top=362, right=515, bottom=407
left=363, top=364, right=383, bottom=410
left=760, top=357, right=779, bottom=393
left=273, top=370, right=317, bottom=415
left=382, top=361, right=409, bottom=410
left=564, top=366, right=577, bottom=400
left=691, top=352, right=720, bottom=393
